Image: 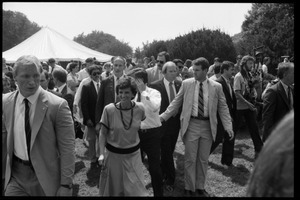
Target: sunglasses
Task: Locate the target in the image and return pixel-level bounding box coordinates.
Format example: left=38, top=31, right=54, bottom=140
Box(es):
left=156, top=60, right=165, bottom=64
left=92, top=72, right=101, bottom=76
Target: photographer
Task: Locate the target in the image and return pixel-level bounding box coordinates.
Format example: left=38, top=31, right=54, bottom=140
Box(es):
left=233, top=55, right=264, bottom=159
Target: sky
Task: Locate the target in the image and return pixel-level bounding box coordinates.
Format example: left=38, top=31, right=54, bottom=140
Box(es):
left=3, top=2, right=252, bottom=50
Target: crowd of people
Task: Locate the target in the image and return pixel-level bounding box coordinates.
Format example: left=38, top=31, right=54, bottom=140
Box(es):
left=2, top=51, right=294, bottom=197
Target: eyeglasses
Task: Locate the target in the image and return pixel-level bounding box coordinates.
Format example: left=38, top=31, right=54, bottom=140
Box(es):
left=92, top=72, right=101, bottom=76
left=156, top=60, right=165, bottom=64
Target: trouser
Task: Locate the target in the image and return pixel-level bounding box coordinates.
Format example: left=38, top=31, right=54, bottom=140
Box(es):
left=236, top=109, right=263, bottom=153
left=139, top=127, right=163, bottom=196
left=160, top=117, right=180, bottom=185
left=5, top=157, right=45, bottom=196
left=86, top=126, right=100, bottom=162
left=184, top=118, right=212, bottom=192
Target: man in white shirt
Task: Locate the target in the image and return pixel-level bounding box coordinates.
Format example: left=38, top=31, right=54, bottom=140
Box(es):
left=133, top=69, right=164, bottom=197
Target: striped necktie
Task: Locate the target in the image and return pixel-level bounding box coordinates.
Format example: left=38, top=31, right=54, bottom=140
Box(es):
left=198, top=82, right=204, bottom=117
left=24, top=98, right=31, bottom=161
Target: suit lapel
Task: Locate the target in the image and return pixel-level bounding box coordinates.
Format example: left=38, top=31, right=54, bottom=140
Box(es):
left=90, top=81, right=97, bottom=99
left=6, top=91, right=19, bottom=157
left=159, top=79, right=169, bottom=104
left=30, top=91, right=48, bottom=151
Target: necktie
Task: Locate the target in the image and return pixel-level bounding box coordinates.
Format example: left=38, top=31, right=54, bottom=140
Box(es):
left=169, top=82, right=175, bottom=103
left=96, top=83, right=100, bottom=94
left=198, top=82, right=204, bottom=117
left=24, top=98, right=31, bottom=161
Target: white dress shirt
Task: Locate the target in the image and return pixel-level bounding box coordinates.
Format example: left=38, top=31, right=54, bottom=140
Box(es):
left=192, top=79, right=209, bottom=117
left=134, top=86, right=162, bottom=129
left=14, top=86, right=42, bottom=160
left=92, top=80, right=101, bottom=95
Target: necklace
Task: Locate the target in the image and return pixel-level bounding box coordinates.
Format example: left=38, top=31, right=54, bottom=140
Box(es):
left=119, top=101, right=134, bottom=130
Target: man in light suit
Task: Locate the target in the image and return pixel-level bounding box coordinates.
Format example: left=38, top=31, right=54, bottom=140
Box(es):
left=146, top=51, right=170, bottom=84
left=148, top=61, right=182, bottom=192
left=160, top=57, right=233, bottom=197
left=2, top=55, right=75, bottom=196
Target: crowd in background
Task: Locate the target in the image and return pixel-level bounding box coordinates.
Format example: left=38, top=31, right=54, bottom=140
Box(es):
left=2, top=52, right=294, bottom=197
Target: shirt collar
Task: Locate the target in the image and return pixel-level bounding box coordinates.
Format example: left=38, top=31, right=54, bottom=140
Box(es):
left=280, top=80, right=289, bottom=91
left=196, top=78, right=208, bottom=86
left=221, top=75, right=230, bottom=84
left=163, top=77, right=173, bottom=85
left=58, top=83, right=66, bottom=93
left=18, top=86, right=41, bottom=105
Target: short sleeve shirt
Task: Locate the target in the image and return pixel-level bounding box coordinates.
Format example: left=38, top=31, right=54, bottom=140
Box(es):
left=234, top=72, right=249, bottom=110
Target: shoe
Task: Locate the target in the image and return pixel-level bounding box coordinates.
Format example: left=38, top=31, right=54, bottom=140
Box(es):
left=183, top=189, right=194, bottom=197
left=196, top=189, right=213, bottom=197
left=223, top=163, right=233, bottom=169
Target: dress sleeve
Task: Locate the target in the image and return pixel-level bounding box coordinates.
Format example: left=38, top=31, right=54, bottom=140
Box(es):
left=100, top=106, right=110, bottom=130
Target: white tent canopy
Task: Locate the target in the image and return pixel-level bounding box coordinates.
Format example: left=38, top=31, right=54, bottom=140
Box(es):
left=3, top=26, right=113, bottom=63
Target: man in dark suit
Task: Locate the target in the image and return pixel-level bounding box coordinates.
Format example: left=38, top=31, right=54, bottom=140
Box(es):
left=262, top=61, right=294, bottom=142
left=52, top=68, right=74, bottom=115
left=81, top=65, right=102, bottom=167
left=149, top=61, right=182, bottom=192
left=3, top=55, right=75, bottom=196
left=95, top=56, right=130, bottom=133
left=210, top=61, right=237, bottom=168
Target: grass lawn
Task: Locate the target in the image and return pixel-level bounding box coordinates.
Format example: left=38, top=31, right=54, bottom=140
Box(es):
left=73, top=126, right=255, bottom=197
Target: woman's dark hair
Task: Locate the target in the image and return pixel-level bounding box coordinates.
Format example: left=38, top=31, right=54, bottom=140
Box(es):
left=69, top=63, right=78, bottom=71
left=240, top=55, right=255, bottom=78
left=87, top=64, right=102, bottom=75
left=116, top=77, right=137, bottom=97
left=134, top=69, right=148, bottom=84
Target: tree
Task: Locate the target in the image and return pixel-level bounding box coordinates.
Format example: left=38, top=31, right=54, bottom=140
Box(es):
left=3, top=9, right=41, bottom=51
left=138, top=28, right=237, bottom=64
left=234, top=3, right=294, bottom=58
left=73, top=30, right=132, bottom=57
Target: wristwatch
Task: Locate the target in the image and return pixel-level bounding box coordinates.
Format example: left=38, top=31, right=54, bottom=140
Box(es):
left=61, top=183, right=73, bottom=189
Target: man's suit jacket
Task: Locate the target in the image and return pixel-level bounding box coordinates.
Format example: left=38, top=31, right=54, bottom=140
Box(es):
left=95, top=75, right=131, bottom=124
left=61, top=85, right=74, bottom=115
left=146, top=65, right=163, bottom=84
left=216, top=76, right=237, bottom=123
left=262, top=81, right=294, bottom=141
left=2, top=89, right=75, bottom=196
left=215, top=76, right=237, bottom=142
left=81, top=80, right=98, bottom=126
left=161, top=78, right=232, bottom=141
left=149, top=78, right=182, bottom=115
left=95, top=76, right=116, bottom=124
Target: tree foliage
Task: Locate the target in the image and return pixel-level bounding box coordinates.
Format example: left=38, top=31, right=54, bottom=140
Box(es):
left=73, top=30, right=132, bottom=57
left=3, top=9, right=41, bottom=51
left=233, top=3, right=294, bottom=58
left=139, top=28, right=237, bottom=64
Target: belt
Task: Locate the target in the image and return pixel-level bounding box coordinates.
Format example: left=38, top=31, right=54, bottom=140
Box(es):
left=191, top=116, right=209, bottom=120
left=13, top=154, right=33, bottom=167
left=139, top=127, right=159, bottom=133
left=106, top=142, right=140, bottom=154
